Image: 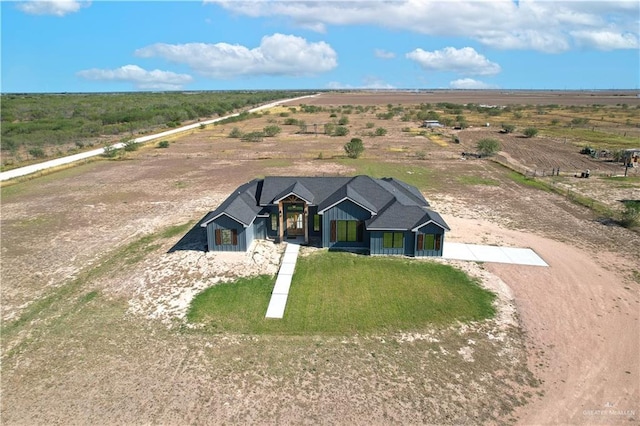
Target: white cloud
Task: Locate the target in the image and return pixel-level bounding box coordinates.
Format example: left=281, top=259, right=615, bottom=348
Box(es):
left=406, top=47, right=501, bottom=76
left=449, top=78, right=497, bottom=89
left=326, top=77, right=395, bottom=90
left=571, top=30, right=639, bottom=50
left=77, top=65, right=193, bottom=90
left=17, top=0, right=89, bottom=16
left=135, top=33, right=337, bottom=78
left=374, top=49, right=395, bottom=59
left=206, top=0, right=640, bottom=53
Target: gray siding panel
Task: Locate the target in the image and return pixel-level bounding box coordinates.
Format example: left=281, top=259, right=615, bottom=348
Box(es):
left=415, top=223, right=446, bottom=257
left=254, top=217, right=267, bottom=240
left=370, top=231, right=414, bottom=256
left=322, top=200, right=371, bottom=249
left=206, top=215, right=247, bottom=252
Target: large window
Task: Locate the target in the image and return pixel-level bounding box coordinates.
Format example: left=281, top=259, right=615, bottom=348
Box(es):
left=330, top=220, right=363, bottom=242
left=270, top=214, right=278, bottom=231
left=383, top=232, right=404, bottom=248
left=313, top=214, right=320, bottom=232
left=418, top=234, right=441, bottom=251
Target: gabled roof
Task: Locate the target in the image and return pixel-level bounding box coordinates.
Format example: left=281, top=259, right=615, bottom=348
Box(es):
left=200, top=179, right=263, bottom=227
left=273, top=181, right=315, bottom=204
left=204, top=175, right=450, bottom=232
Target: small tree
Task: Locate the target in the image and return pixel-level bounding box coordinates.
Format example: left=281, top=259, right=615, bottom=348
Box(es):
left=501, top=123, right=516, bottom=133
left=476, top=138, right=501, bottom=157
left=344, top=138, right=364, bottom=159
left=298, top=121, right=308, bottom=134
left=102, top=145, right=119, bottom=157
left=263, top=125, right=281, bottom=137
left=229, top=127, right=243, bottom=138
left=28, top=147, right=46, bottom=159
left=242, top=131, right=265, bottom=142
left=324, top=123, right=335, bottom=135
left=523, top=127, right=539, bottom=138
left=123, top=140, right=138, bottom=151
left=334, top=126, right=349, bottom=136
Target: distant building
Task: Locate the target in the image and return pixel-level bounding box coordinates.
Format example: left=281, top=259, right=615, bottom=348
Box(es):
left=421, top=120, right=443, bottom=128
left=623, top=149, right=640, bottom=167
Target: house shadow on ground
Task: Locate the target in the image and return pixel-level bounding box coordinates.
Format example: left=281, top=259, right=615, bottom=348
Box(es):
left=167, top=213, right=210, bottom=253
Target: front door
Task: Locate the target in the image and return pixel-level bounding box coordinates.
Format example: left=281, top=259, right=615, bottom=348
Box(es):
left=286, top=212, right=304, bottom=237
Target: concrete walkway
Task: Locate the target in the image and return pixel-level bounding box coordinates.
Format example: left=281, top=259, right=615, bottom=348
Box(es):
left=442, top=242, right=548, bottom=266
left=265, top=242, right=300, bottom=318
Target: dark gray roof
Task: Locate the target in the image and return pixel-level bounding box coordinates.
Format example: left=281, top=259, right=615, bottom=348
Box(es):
left=200, top=179, right=263, bottom=227
left=204, top=175, right=450, bottom=231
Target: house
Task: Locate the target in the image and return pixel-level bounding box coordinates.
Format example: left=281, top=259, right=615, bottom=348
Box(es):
left=623, top=148, right=640, bottom=167
left=421, top=120, right=443, bottom=128
left=200, top=175, right=450, bottom=257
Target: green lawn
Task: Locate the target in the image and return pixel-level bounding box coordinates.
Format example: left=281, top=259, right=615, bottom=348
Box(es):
left=187, top=252, right=495, bottom=334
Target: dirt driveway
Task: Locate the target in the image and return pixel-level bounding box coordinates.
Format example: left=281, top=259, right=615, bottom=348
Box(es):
left=1, top=92, right=638, bottom=424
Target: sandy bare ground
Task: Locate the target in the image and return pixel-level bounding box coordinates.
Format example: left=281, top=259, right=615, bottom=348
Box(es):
left=1, top=92, right=639, bottom=424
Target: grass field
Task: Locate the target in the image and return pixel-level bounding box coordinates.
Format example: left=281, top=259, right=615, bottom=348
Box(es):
left=187, top=251, right=495, bottom=334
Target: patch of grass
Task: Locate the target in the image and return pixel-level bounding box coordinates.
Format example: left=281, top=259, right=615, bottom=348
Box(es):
left=188, top=252, right=495, bottom=334
left=336, top=159, right=436, bottom=191
left=2, top=221, right=192, bottom=337
left=541, top=127, right=637, bottom=149
left=506, top=171, right=551, bottom=192
left=458, top=176, right=500, bottom=186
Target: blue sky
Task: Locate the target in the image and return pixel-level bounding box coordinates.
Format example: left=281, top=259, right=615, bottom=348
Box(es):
left=2, top=0, right=639, bottom=93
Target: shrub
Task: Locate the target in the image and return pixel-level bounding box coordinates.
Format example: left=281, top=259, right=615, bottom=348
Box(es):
left=229, top=127, right=243, bottom=138
left=551, top=118, right=560, bottom=125
left=263, top=125, right=281, bottom=137
left=298, top=121, right=308, bottom=134
left=28, top=147, right=46, bottom=158
left=344, top=138, right=364, bottom=159
left=366, top=122, right=375, bottom=128
left=501, top=123, right=516, bottom=133
left=338, top=116, right=349, bottom=125
left=476, top=138, right=501, bottom=157
left=157, top=140, right=170, bottom=149
left=324, top=123, right=335, bottom=135
left=334, top=126, right=349, bottom=136
left=199, top=123, right=206, bottom=130
left=123, top=140, right=138, bottom=151
left=242, top=131, right=264, bottom=142
left=619, top=202, right=640, bottom=228
left=416, top=151, right=427, bottom=160
left=375, top=127, right=387, bottom=136
left=523, top=127, right=539, bottom=138
left=279, top=112, right=289, bottom=117
left=283, top=118, right=298, bottom=125
left=102, top=145, right=119, bottom=157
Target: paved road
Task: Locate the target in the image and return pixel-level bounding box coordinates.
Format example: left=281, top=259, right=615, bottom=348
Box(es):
left=0, top=94, right=319, bottom=182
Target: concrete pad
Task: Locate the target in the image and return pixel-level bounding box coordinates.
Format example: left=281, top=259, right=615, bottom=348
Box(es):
left=442, top=243, right=478, bottom=261
left=265, top=294, right=288, bottom=318
left=272, top=275, right=292, bottom=295
left=443, top=242, right=547, bottom=266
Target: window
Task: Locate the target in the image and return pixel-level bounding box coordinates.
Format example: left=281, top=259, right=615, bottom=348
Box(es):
left=383, top=232, right=404, bottom=248
left=313, top=214, right=320, bottom=232
left=330, top=220, right=363, bottom=242
left=418, top=234, right=441, bottom=251
left=270, top=214, right=278, bottom=231
left=215, top=229, right=238, bottom=246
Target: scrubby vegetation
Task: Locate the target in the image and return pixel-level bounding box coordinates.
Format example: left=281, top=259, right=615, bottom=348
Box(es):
left=1, top=91, right=311, bottom=167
